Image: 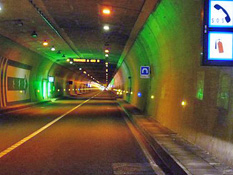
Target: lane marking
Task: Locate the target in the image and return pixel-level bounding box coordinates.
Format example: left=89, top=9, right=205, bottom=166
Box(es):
left=0, top=93, right=100, bottom=159
left=122, top=115, right=165, bottom=175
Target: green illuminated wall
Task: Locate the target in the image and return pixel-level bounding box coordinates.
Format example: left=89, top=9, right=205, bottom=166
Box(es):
left=0, top=34, right=91, bottom=106
left=114, top=0, right=233, bottom=166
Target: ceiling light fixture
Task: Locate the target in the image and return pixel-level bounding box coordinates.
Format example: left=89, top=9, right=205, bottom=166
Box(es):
left=31, top=31, right=38, bottom=38
left=105, top=49, right=110, bottom=53
left=103, top=25, right=110, bottom=31
left=102, top=8, right=111, bottom=15
left=105, top=54, right=109, bottom=57
left=43, top=40, right=48, bottom=46
left=51, top=46, right=56, bottom=51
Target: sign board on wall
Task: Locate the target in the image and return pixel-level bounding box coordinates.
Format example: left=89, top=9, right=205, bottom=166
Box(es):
left=140, top=66, right=150, bottom=78
left=203, top=0, right=233, bottom=66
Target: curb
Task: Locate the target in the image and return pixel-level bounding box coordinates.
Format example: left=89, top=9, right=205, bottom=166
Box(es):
left=118, top=101, right=190, bottom=175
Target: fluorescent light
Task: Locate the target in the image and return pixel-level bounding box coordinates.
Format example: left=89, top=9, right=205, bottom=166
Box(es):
left=51, top=46, right=55, bottom=51
left=103, top=25, right=110, bottom=31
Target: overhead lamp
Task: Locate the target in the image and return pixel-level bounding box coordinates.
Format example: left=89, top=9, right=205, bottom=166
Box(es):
left=43, top=40, right=48, bottom=46
left=105, top=49, right=110, bottom=53
left=31, top=31, right=38, bottom=38
left=105, top=54, right=109, bottom=57
left=66, top=58, right=70, bottom=62
left=103, top=25, right=110, bottom=31
left=70, top=61, right=73, bottom=64
left=79, top=68, right=82, bottom=71
left=102, top=8, right=111, bottom=15
left=51, top=46, right=56, bottom=51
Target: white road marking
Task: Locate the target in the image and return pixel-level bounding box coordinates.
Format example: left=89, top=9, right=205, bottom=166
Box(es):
left=0, top=93, right=100, bottom=159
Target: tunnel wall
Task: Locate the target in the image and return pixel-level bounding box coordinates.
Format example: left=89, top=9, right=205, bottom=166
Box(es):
left=114, top=0, right=233, bottom=166
left=0, top=34, right=90, bottom=108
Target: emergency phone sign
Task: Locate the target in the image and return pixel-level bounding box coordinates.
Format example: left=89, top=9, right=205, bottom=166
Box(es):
left=209, top=1, right=233, bottom=27
left=203, top=0, right=233, bottom=66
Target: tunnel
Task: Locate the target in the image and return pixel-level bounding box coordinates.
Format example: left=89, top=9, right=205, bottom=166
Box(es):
left=1, top=0, right=233, bottom=174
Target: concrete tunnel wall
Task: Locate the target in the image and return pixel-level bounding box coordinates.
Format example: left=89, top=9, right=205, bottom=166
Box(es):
left=0, top=34, right=91, bottom=108
left=113, top=0, right=233, bottom=166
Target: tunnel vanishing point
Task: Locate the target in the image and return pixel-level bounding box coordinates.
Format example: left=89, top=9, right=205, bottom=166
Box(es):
left=1, top=0, right=233, bottom=172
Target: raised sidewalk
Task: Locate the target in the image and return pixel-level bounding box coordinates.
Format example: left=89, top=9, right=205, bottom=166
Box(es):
left=119, top=100, right=233, bottom=175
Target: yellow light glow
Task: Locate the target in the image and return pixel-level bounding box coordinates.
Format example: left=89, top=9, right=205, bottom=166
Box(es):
left=105, top=49, right=110, bottom=53
left=181, top=100, right=187, bottom=107
left=43, top=40, right=48, bottom=46
left=97, top=60, right=100, bottom=63
left=58, top=89, right=60, bottom=92
left=20, top=90, right=23, bottom=93
left=74, top=59, right=86, bottom=62
left=66, top=58, right=70, bottom=62
left=106, top=69, right=108, bottom=72
left=64, top=89, right=66, bottom=91
left=69, top=89, right=70, bottom=91
left=151, top=95, right=155, bottom=99
left=90, top=60, right=96, bottom=63
left=83, top=71, right=87, bottom=74
left=37, top=90, right=40, bottom=93
left=102, top=8, right=111, bottom=15
left=87, top=59, right=90, bottom=62
left=131, top=92, right=133, bottom=95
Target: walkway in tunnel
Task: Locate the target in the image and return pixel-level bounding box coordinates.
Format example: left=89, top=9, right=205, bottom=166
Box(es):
left=0, top=91, right=159, bottom=175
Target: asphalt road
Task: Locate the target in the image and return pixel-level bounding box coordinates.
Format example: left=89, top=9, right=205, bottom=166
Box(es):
left=0, top=91, right=157, bottom=175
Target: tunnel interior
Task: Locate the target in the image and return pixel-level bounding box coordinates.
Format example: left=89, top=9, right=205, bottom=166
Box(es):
left=1, top=0, right=233, bottom=168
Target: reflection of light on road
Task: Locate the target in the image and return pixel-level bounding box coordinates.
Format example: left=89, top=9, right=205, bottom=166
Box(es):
left=0, top=94, right=101, bottom=159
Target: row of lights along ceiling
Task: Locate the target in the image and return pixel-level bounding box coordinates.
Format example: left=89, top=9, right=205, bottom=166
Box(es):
left=38, top=5, right=114, bottom=86
left=102, top=7, right=112, bottom=84
left=0, top=2, right=114, bottom=86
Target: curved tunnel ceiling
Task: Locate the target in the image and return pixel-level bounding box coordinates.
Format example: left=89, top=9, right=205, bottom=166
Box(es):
left=0, top=0, right=158, bottom=85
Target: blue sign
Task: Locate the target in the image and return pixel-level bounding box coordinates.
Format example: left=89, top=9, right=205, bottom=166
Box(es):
left=203, top=0, right=233, bottom=66
left=140, top=66, right=150, bottom=78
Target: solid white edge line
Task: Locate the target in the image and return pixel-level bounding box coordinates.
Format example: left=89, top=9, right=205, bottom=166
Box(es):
left=122, top=115, right=166, bottom=175
left=0, top=93, right=100, bottom=159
